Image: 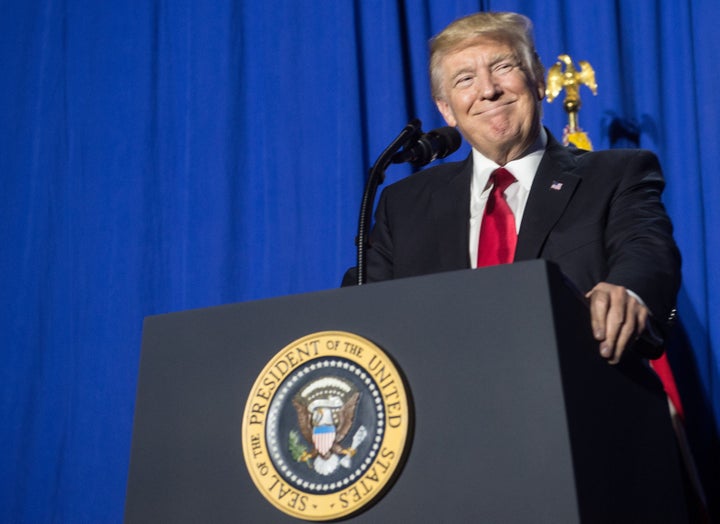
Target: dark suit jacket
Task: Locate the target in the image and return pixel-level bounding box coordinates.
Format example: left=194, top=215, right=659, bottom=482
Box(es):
left=366, top=131, right=681, bottom=349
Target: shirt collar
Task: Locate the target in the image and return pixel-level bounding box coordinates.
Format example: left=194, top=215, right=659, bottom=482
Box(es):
left=471, top=127, right=548, bottom=193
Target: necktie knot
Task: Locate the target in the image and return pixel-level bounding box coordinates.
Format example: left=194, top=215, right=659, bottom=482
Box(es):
left=491, top=167, right=516, bottom=193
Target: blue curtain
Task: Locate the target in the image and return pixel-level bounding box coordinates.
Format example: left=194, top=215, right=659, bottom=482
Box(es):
left=1, top=1, right=718, bottom=521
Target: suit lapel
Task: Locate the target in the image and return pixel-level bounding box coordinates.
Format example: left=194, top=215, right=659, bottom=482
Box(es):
left=430, top=155, right=473, bottom=270
left=515, top=134, right=581, bottom=261
left=421, top=136, right=580, bottom=267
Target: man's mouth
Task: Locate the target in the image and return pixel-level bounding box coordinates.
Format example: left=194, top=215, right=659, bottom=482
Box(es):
left=476, top=100, right=514, bottom=116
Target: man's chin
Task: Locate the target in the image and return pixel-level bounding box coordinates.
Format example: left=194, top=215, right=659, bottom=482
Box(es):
left=470, top=131, right=526, bottom=163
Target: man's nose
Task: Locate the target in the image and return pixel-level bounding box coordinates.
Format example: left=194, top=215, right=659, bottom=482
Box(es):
left=477, top=71, right=501, bottom=99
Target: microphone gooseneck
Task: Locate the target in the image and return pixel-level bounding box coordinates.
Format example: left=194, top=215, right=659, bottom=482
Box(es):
left=354, top=120, right=462, bottom=285
left=355, top=119, right=423, bottom=285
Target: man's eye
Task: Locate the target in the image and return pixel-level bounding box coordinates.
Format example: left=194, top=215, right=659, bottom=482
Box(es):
left=455, top=75, right=473, bottom=86
left=493, top=62, right=515, bottom=75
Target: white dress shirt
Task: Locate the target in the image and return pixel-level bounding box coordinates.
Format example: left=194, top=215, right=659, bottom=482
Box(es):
left=468, top=128, right=547, bottom=268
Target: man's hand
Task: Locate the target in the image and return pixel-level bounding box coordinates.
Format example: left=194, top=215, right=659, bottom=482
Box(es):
left=585, top=282, right=649, bottom=364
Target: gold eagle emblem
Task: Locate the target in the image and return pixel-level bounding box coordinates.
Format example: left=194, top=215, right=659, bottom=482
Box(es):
left=545, top=54, right=597, bottom=104
left=291, top=376, right=366, bottom=475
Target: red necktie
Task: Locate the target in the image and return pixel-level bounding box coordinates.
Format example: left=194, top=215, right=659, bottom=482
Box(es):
left=477, top=167, right=517, bottom=267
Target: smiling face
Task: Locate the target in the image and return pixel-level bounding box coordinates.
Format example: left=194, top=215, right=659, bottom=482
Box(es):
left=434, top=39, right=545, bottom=165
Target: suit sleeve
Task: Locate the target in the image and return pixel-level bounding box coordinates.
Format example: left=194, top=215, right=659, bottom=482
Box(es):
left=602, top=150, right=681, bottom=343
left=365, top=188, right=395, bottom=282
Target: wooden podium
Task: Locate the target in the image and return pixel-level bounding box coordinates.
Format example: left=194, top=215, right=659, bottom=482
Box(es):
left=125, top=260, right=687, bottom=523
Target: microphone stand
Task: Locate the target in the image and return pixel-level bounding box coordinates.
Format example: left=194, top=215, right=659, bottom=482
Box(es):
left=355, top=119, right=422, bottom=285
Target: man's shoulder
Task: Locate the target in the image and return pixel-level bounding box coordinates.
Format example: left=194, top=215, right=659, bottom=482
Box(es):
left=548, top=141, right=661, bottom=174
left=560, top=143, right=658, bottom=163
left=385, top=156, right=471, bottom=194
left=578, top=147, right=657, bottom=160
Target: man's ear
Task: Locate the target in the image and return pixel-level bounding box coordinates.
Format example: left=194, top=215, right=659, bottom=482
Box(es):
left=536, top=80, right=546, bottom=101
left=434, top=98, right=457, bottom=127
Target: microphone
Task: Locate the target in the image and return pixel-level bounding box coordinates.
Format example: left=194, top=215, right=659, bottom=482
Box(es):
left=391, top=126, right=462, bottom=166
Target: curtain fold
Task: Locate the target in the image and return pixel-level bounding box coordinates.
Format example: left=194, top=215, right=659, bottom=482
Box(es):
left=1, top=1, right=718, bottom=521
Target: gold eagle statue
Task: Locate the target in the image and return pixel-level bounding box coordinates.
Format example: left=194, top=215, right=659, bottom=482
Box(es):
left=545, top=54, right=597, bottom=104
left=545, top=54, right=598, bottom=148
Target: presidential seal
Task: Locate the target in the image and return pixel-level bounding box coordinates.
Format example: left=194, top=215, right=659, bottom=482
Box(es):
left=241, top=331, right=411, bottom=521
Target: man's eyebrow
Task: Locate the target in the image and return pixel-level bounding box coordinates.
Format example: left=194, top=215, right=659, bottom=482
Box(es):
left=488, top=53, right=516, bottom=65
left=448, top=54, right=517, bottom=79
left=450, top=66, right=476, bottom=80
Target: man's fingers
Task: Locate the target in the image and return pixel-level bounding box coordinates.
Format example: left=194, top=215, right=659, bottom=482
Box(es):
left=586, top=282, right=649, bottom=364
left=636, top=305, right=649, bottom=335
left=587, top=284, right=627, bottom=340
left=586, top=285, right=611, bottom=340
left=602, top=285, right=629, bottom=357
left=610, top=303, right=638, bottom=364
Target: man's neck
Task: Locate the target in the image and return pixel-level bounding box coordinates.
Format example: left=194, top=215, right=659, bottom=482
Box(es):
left=474, top=126, right=546, bottom=167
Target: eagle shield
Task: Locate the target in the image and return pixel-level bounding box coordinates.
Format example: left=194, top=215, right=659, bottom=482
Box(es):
left=292, top=376, right=361, bottom=468
left=312, top=425, right=335, bottom=456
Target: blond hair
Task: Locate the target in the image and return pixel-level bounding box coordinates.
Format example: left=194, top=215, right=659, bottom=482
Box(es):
left=429, top=12, right=544, bottom=99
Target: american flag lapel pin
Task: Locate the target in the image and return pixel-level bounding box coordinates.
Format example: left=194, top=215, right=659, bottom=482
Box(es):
left=550, top=180, right=563, bottom=191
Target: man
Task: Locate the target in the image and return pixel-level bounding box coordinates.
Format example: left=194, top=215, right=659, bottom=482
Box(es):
left=365, top=12, right=681, bottom=364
